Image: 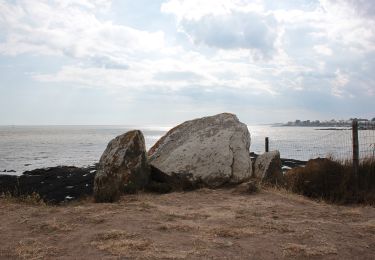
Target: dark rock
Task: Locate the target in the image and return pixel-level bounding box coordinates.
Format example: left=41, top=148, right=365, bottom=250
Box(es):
left=0, top=174, right=19, bottom=194
left=146, top=181, right=172, bottom=194
left=253, top=150, right=283, bottom=185
left=147, top=165, right=204, bottom=192
left=94, top=130, right=150, bottom=203
left=0, top=166, right=96, bottom=204
left=250, top=152, right=306, bottom=170
left=281, top=158, right=307, bottom=169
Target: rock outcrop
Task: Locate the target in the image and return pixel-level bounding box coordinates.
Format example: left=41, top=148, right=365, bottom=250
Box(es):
left=253, top=150, right=283, bottom=184
left=148, top=113, right=252, bottom=188
left=0, top=166, right=96, bottom=204
left=94, top=130, right=150, bottom=202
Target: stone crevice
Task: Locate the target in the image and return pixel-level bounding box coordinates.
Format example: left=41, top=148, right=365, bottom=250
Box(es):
left=228, top=134, right=236, bottom=181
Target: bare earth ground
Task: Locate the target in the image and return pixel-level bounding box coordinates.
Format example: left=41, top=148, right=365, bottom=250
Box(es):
left=1, top=188, right=375, bottom=260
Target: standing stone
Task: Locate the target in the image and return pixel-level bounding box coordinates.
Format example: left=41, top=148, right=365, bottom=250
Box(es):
left=253, top=150, right=283, bottom=184
left=148, top=113, right=252, bottom=188
left=94, top=130, right=150, bottom=202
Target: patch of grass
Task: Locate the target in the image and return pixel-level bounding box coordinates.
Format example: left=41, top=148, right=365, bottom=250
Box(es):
left=15, top=239, right=57, bottom=260
left=137, top=201, right=156, bottom=211
left=260, top=221, right=295, bottom=234
left=357, top=219, right=375, bottom=234
left=0, top=192, right=46, bottom=206
left=91, top=230, right=152, bottom=256
left=157, top=223, right=195, bottom=232
left=35, top=217, right=75, bottom=232
left=211, top=227, right=257, bottom=238
left=283, top=243, right=337, bottom=257
left=164, top=212, right=191, bottom=221
left=284, top=157, right=375, bottom=204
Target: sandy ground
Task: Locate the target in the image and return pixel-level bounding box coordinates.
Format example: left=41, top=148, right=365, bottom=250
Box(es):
left=1, top=188, right=375, bottom=260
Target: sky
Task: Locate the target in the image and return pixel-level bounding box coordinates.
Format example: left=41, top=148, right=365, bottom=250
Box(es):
left=0, top=0, right=374, bottom=125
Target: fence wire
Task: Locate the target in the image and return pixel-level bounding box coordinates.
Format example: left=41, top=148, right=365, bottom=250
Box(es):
left=359, top=121, right=375, bottom=160
left=268, top=121, right=375, bottom=162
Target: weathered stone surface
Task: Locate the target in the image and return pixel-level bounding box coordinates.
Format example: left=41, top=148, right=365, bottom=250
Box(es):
left=253, top=150, right=283, bottom=184
left=148, top=113, right=252, bottom=188
left=0, top=166, right=96, bottom=204
left=94, top=130, right=150, bottom=202
left=251, top=152, right=306, bottom=173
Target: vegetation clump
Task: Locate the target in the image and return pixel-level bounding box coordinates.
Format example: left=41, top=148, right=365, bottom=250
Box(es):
left=284, top=157, right=375, bottom=204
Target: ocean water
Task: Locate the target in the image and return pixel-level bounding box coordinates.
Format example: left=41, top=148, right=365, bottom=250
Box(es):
left=0, top=125, right=374, bottom=175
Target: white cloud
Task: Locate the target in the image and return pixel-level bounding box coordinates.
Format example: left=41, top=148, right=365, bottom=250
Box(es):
left=33, top=51, right=279, bottom=96
left=313, top=44, right=332, bottom=56
left=162, top=0, right=277, bottom=59
left=161, top=0, right=264, bottom=21
left=0, top=0, right=165, bottom=62
left=332, top=69, right=349, bottom=97
left=1, top=0, right=374, bottom=102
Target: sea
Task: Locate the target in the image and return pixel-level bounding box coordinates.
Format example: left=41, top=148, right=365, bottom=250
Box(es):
left=1, top=125, right=374, bottom=175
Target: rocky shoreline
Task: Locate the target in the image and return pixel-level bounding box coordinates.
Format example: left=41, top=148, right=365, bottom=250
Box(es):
left=0, top=113, right=308, bottom=204
left=0, top=153, right=306, bottom=204
left=0, top=166, right=97, bottom=203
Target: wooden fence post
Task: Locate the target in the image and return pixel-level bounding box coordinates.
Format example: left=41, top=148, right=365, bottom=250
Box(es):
left=265, top=137, right=269, bottom=153
left=352, top=119, right=359, bottom=184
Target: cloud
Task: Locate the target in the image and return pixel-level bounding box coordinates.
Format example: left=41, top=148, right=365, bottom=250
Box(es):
left=1, top=0, right=375, bottom=125
left=153, top=71, right=204, bottom=82
left=162, top=0, right=277, bottom=59
left=0, top=0, right=165, bottom=66
left=327, top=0, right=375, bottom=18
left=332, top=69, right=349, bottom=97
left=180, top=12, right=277, bottom=58
left=313, top=45, right=332, bottom=55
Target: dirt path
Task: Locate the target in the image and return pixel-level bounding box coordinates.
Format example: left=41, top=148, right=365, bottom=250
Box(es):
left=1, top=188, right=374, bottom=259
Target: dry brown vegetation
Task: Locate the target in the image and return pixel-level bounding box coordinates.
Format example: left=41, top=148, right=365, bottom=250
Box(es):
left=1, top=187, right=375, bottom=259
left=285, top=157, right=375, bottom=204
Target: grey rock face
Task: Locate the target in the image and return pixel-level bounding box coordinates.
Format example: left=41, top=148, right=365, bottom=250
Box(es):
left=94, top=130, right=150, bottom=202
left=253, top=150, right=283, bottom=184
left=148, top=113, right=252, bottom=188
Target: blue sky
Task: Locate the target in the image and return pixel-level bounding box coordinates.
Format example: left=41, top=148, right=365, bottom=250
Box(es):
left=0, top=0, right=374, bottom=125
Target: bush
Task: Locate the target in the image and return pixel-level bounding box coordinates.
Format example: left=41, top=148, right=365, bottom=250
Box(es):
left=284, top=157, right=375, bottom=204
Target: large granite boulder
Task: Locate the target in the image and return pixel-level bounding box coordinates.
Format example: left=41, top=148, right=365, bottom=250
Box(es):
left=148, top=113, right=252, bottom=188
left=253, top=150, right=283, bottom=184
left=94, top=130, right=150, bottom=202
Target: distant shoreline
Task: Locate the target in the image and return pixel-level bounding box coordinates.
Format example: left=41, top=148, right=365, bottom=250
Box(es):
left=274, top=124, right=374, bottom=130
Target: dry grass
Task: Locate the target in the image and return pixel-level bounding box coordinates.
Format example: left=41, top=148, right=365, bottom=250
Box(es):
left=1, top=188, right=375, bottom=259
left=91, top=230, right=152, bottom=256
left=157, top=223, right=196, bottom=232
left=356, top=219, right=375, bottom=234
left=33, top=217, right=76, bottom=232
left=90, top=229, right=194, bottom=259
left=15, top=239, right=57, bottom=260
left=284, top=157, right=375, bottom=204
left=283, top=243, right=338, bottom=257
left=211, top=227, right=258, bottom=238
left=0, top=192, right=46, bottom=206
left=164, top=211, right=192, bottom=221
